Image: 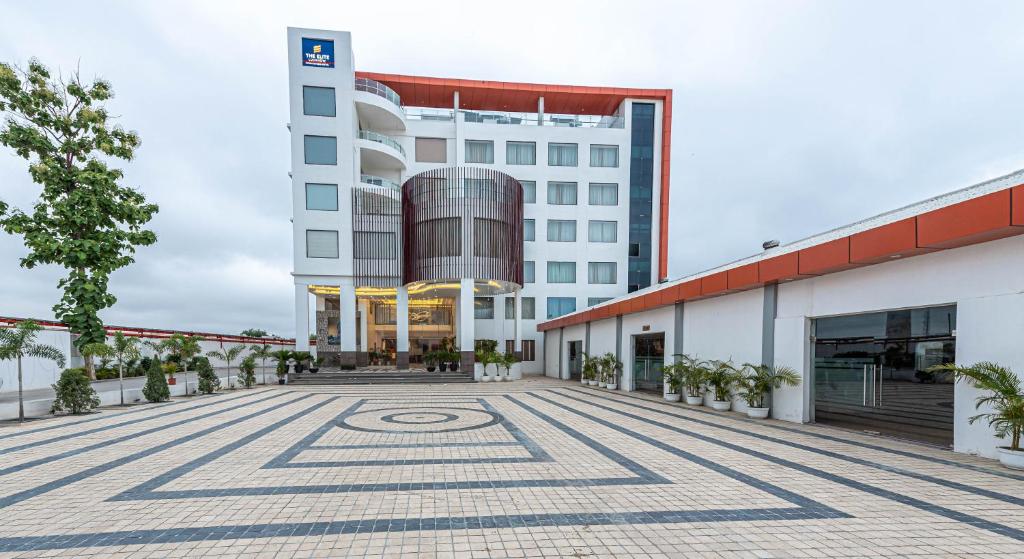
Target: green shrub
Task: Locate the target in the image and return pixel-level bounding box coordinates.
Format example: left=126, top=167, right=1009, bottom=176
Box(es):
left=95, top=368, right=119, bottom=380
left=196, top=359, right=220, bottom=394
left=161, top=363, right=178, bottom=376
left=238, top=355, right=256, bottom=388
left=142, top=355, right=170, bottom=403
left=51, top=369, right=100, bottom=415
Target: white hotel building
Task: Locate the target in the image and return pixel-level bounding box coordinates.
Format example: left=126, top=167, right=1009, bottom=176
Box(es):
left=287, top=28, right=672, bottom=372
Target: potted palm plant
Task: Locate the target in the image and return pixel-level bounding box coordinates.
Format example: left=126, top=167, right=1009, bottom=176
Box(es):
left=661, top=360, right=683, bottom=401
left=424, top=351, right=438, bottom=372
left=500, top=351, right=517, bottom=381
left=930, top=362, right=1024, bottom=469
left=735, top=363, right=801, bottom=419
left=603, top=353, right=621, bottom=390
left=679, top=355, right=707, bottom=405
left=705, top=359, right=740, bottom=411
left=447, top=350, right=461, bottom=372
left=309, top=355, right=322, bottom=373
left=477, top=350, right=495, bottom=382
left=270, top=349, right=292, bottom=384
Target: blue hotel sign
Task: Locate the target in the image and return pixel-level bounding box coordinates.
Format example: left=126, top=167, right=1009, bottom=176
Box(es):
left=302, top=38, right=334, bottom=68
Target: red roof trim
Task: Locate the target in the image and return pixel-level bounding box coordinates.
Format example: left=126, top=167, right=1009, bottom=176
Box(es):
left=0, top=316, right=295, bottom=346
left=537, top=182, right=1024, bottom=332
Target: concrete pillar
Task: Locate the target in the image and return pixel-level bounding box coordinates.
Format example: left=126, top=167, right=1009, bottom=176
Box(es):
left=357, top=299, right=369, bottom=366
left=538, top=96, right=544, bottom=126
left=513, top=289, right=523, bottom=359
left=295, top=284, right=310, bottom=352
left=458, top=278, right=475, bottom=370
left=396, top=286, right=409, bottom=369
left=339, top=280, right=357, bottom=367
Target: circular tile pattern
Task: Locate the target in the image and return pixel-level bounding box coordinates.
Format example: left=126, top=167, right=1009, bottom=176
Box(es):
left=340, top=406, right=502, bottom=434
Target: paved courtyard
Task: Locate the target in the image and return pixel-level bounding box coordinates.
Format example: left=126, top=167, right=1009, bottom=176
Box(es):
left=0, top=378, right=1022, bottom=558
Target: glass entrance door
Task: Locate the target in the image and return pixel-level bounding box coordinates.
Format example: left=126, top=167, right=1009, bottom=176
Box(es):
left=633, top=334, right=665, bottom=391
left=567, top=341, right=583, bottom=380
left=813, top=305, right=956, bottom=446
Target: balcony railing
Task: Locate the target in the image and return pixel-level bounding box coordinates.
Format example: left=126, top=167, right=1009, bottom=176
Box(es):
left=358, top=130, right=406, bottom=157
left=354, top=77, right=401, bottom=108
left=360, top=174, right=401, bottom=190
left=406, top=107, right=455, bottom=121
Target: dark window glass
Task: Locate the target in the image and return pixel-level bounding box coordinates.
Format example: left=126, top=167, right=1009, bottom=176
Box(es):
left=628, top=103, right=655, bottom=292
left=303, top=86, right=336, bottom=117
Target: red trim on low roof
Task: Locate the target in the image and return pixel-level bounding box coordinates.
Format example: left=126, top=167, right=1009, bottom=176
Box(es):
left=538, top=182, right=1024, bottom=332
left=0, top=316, right=295, bottom=346
left=357, top=71, right=673, bottom=282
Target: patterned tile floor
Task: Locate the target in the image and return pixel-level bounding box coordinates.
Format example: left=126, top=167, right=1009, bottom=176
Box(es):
left=0, top=378, right=1021, bottom=558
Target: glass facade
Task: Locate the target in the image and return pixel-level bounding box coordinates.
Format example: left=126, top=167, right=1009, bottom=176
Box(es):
left=547, top=297, right=576, bottom=319
left=305, top=183, right=338, bottom=211
left=303, top=86, right=336, bottom=117
left=304, top=135, right=337, bottom=165
left=628, top=103, right=655, bottom=292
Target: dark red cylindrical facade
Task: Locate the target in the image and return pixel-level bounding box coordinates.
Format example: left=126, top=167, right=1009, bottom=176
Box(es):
left=402, top=167, right=523, bottom=287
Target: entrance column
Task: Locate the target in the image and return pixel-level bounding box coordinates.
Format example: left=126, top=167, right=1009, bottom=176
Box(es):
left=339, top=279, right=357, bottom=368
left=396, top=286, right=409, bottom=369
left=513, top=289, right=523, bottom=360
left=356, top=298, right=369, bottom=366
left=294, top=283, right=310, bottom=352
left=458, top=278, right=475, bottom=371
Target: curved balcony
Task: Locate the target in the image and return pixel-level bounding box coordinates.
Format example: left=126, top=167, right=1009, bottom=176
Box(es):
left=354, top=77, right=406, bottom=131
left=360, top=174, right=401, bottom=190
left=357, top=130, right=406, bottom=171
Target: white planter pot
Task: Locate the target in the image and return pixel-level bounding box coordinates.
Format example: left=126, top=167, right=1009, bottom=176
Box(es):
left=710, top=400, right=731, bottom=411
left=597, top=382, right=606, bottom=388
left=685, top=395, right=703, bottom=406
left=605, top=383, right=617, bottom=390
left=663, top=393, right=681, bottom=402
left=480, top=375, right=492, bottom=382
left=588, top=380, right=598, bottom=386
left=998, top=447, right=1024, bottom=469
left=497, top=374, right=506, bottom=382
left=746, top=407, right=770, bottom=419
left=580, top=377, right=587, bottom=384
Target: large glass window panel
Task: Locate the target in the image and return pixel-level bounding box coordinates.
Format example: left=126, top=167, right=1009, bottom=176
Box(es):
left=306, top=230, right=339, bottom=258
left=590, top=144, right=619, bottom=167
left=522, top=297, right=536, bottom=319
left=547, top=261, right=576, bottom=283
left=416, top=218, right=461, bottom=257
left=474, top=297, right=494, bottom=319
left=524, top=261, right=535, bottom=283
left=303, top=86, right=336, bottom=117
left=588, top=297, right=612, bottom=307
left=505, top=298, right=515, bottom=319
left=304, top=135, right=337, bottom=165
left=589, top=183, right=618, bottom=205
left=547, top=297, right=576, bottom=319
left=547, top=220, right=577, bottom=242
left=305, top=183, right=338, bottom=211
left=547, top=182, right=577, bottom=205
left=520, top=180, right=536, bottom=203
left=588, top=220, right=617, bottom=242
left=415, top=137, right=447, bottom=163
left=506, top=141, right=536, bottom=165
left=353, top=232, right=397, bottom=259
left=588, top=262, right=617, bottom=284
left=524, top=219, right=535, bottom=241
left=547, top=143, right=578, bottom=166
left=465, top=140, right=494, bottom=163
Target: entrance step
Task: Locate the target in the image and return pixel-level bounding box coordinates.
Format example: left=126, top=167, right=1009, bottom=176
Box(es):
left=288, top=370, right=474, bottom=385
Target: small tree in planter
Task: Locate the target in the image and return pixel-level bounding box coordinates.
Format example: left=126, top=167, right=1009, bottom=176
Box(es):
left=705, top=360, right=740, bottom=411
left=661, top=361, right=684, bottom=401
left=930, top=361, right=1024, bottom=469
left=195, top=357, right=220, bottom=394
left=165, top=334, right=202, bottom=394
left=500, top=351, right=517, bottom=381
left=51, top=369, right=100, bottom=415
left=250, top=342, right=274, bottom=384
left=679, top=355, right=708, bottom=405
left=238, top=355, right=257, bottom=388
left=476, top=350, right=496, bottom=381
left=424, top=351, right=438, bottom=372
left=270, top=350, right=293, bottom=384
left=582, top=354, right=599, bottom=386
left=602, top=353, right=622, bottom=390
left=142, top=355, right=170, bottom=403
left=292, top=351, right=311, bottom=374
left=446, top=350, right=462, bottom=372
left=206, top=345, right=246, bottom=389
left=0, top=320, right=66, bottom=421
left=736, top=363, right=801, bottom=419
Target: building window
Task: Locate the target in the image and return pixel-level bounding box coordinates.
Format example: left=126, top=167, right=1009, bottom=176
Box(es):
left=465, top=178, right=499, bottom=199
left=353, top=232, right=397, bottom=259
left=589, top=183, right=618, bottom=206
left=474, top=297, right=494, bottom=319
left=547, top=297, right=576, bottom=319
left=473, top=218, right=511, bottom=257
left=524, top=261, right=535, bottom=283
left=303, top=135, right=337, bottom=165
left=302, top=86, right=336, bottom=117
left=305, top=183, right=338, bottom=211
left=521, top=180, right=536, bottom=203
left=416, top=217, right=461, bottom=257
left=588, top=262, right=617, bottom=284
left=590, top=144, right=619, bottom=167
left=505, top=339, right=515, bottom=354
left=522, top=297, right=535, bottom=319
left=505, top=298, right=516, bottom=319
left=628, top=103, right=656, bottom=292
left=415, top=137, right=447, bottom=163
left=588, top=297, right=612, bottom=307
left=524, top=219, right=535, bottom=241
left=306, top=230, right=339, bottom=258
left=548, top=143, right=578, bottom=166
left=588, top=220, right=617, bottom=243
left=522, top=339, right=536, bottom=361
left=547, top=261, right=576, bottom=283
left=547, top=220, right=576, bottom=242
left=465, top=140, right=494, bottom=163
left=506, top=141, right=536, bottom=165
left=547, top=181, right=577, bottom=205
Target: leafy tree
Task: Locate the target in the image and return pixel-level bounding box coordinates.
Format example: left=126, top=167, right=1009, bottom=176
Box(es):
left=79, top=341, right=112, bottom=380
left=931, top=362, right=1024, bottom=450
left=141, top=353, right=169, bottom=403
left=195, top=357, right=220, bottom=395
left=142, top=338, right=169, bottom=362
left=206, top=345, right=246, bottom=389
left=250, top=343, right=273, bottom=385
left=240, top=329, right=269, bottom=338
left=0, top=60, right=158, bottom=376
left=238, top=355, right=257, bottom=388
left=105, top=331, right=140, bottom=405
left=51, top=368, right=100, bottom=415
left=164, top=334, right=202, bottom=394
left=0, top=320, right=66, bottom=421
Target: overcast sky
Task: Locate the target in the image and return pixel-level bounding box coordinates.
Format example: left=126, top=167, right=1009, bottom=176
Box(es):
left=1, top=0, right=1023, bottom=337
